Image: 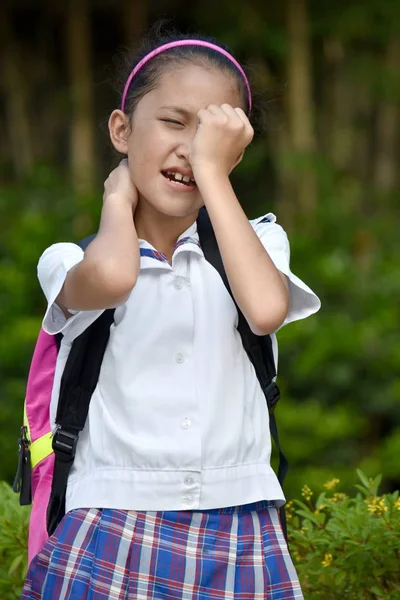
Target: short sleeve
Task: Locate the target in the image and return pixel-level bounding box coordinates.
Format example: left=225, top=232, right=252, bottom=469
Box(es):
left=250, top=213, right=321, bottom=326
left=37, top=242, right=105, bottom=340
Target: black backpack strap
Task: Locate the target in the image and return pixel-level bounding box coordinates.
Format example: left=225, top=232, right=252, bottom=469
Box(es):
left=197, top=208, right=289, bottom=536
left=47, top=309, right=115, bottom=535
left=47, top=232, right=112, bottom=535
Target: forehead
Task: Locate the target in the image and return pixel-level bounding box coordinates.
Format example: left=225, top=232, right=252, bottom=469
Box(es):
left=137, top=63, right=244, bottom=115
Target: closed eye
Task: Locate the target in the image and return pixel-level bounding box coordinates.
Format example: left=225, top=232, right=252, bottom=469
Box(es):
left=161, top=119, right=184, bottom=127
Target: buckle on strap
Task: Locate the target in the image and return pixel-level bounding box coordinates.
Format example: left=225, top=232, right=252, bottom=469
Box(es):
left=52, top=428, right=79, bottom=459
left=263, top=381, right=280, bottom=412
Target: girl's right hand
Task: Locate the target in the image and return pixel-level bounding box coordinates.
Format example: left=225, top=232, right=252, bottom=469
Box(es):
left=103, top=159, right=138, bottom=210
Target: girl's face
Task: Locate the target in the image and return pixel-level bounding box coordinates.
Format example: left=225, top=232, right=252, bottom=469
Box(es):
left=111, top=64, right=244, bottom=220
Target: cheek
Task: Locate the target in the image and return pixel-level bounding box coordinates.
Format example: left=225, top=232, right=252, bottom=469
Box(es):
left=129, top=125, right=173, bottom=169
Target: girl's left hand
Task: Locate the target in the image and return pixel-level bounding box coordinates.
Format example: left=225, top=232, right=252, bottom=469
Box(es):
left=189, top=104, right=254, bottom=178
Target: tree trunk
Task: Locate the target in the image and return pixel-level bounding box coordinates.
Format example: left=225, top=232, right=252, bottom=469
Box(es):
left=122, top=0, right=148, bottom=47
left=66, top=0, right=96, bottom=195
left=321, top=39, right=374, bottom=188
left=373, top=37, right=400, bottom=193
left=284, top=0, right=317, bottom=224
left=0, top=9, right=34, bottom=179
left=321, top=39, right=354, bottom=170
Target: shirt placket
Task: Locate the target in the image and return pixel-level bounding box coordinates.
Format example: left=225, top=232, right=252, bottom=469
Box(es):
left=171, top=249, right=202, bottom=508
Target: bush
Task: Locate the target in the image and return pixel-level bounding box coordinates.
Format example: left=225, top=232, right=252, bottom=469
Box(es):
left=287, top=470, right=400, bottom=599
left=0, top=472, right=399, bottom=598
left=0, top=482, right=30, bottom=599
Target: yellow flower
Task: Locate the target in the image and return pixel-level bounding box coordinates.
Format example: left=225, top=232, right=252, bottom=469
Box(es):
left=301, top=484, right=313, bottom=502
left=293, top=551, right=301, bottom=563
left=285, top=500, right=295, bottom=522
left=331, top=493, right=346, bottom=504
left=321, top=553, right=333, bottom=568
left=394, top=497, right=400, bottom=511
left=323, top=478, right=340, bottom=491
left=300, top=526, right=309, bottom=535
left=365, top=497, right=388, bottom=516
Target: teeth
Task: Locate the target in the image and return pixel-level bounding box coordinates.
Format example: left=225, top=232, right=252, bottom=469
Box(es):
left=165, top=171, right=195, bottom=185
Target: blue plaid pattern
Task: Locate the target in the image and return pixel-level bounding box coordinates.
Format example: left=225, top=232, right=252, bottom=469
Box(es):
left=140, top=247, right=169, bottom=263
left=140, top=237, right=201, bottom=264
left=22, top=502, right=303, bottom=599
left=174, top=236, right=201, bottom=250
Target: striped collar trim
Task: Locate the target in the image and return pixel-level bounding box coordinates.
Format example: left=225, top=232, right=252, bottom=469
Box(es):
left=139, top=224, right=203, bottom=268
left=140, top=236, right=201, bottom=264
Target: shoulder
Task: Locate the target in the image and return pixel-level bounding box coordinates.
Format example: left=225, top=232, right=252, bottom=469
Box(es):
left=249, top=212, right=289, bottom=250
left=249, top=212, right=278, bottom=227
left=249, top=212, right=285, bottom=236
left=37, top=242, right=85, bottom=287
left=38, top=242, right=84, bottom=266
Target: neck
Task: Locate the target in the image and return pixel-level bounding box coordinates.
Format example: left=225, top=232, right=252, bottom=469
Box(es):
left=134, top=198, right=198, bottom=261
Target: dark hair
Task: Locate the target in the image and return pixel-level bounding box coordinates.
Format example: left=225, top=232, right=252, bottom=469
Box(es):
left=114, top=23, right=265, bottom=130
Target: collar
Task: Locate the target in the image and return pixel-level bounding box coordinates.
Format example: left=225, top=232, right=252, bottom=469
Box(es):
left=138, top=220, right=203, bottom=270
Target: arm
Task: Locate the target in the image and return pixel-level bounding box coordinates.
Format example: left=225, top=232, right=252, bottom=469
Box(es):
left=191, top=104, right=289, bottom=335
left=57, top=161, right=140, bottom=314
left=196, top=171, right=289, bottom=335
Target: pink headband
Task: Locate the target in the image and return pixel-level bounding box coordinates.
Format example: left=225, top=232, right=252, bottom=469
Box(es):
left=121, top=40, right=252, bottom=113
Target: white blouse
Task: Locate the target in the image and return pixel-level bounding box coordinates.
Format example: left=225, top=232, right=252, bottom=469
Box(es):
left=38, top=213, right=321, bottom=513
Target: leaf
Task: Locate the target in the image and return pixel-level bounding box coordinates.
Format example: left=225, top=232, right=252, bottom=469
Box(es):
left=372, top=474, right=382, bottom=492
left=295, top=510, right=325, bottom=527
left=354, top=484, right=370, bottom=498
left=356, top=469, right=371, bottom=489
left=370, top=586, right=383, bottom=595
left=8, top=553, right=23, bottom=575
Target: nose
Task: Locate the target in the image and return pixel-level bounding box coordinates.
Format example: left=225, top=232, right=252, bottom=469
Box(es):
left=175, top=141, right=190, bottom=161
left=176, top=144, right=189, bottom=161
left=175, top=126, right=196, bottom=161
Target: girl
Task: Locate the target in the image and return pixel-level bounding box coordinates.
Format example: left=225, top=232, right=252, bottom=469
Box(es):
left=22, top=27, right=320, bottom=600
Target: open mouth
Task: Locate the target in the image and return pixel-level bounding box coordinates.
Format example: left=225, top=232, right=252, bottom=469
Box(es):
left=162, top=170, right=196, bottom=187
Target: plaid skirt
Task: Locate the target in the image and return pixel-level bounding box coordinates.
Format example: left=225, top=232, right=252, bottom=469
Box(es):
left=21, top=501, right=303, bottom=600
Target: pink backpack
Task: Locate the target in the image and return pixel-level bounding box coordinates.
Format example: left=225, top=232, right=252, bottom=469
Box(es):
left=13, top=298, right=117, bottom=565
left=13, top=329, right=58, bottom=564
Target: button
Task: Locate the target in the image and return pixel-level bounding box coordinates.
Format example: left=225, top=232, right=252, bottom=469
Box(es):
left=183, top=495, right=194, bottom=505
left=185, top=476, right=194, bottom=486
left=181, top=418, right=192, bottom=429
left=174, top=278, right=183, bottom=290
left=176, top=353, right=185, bottom=364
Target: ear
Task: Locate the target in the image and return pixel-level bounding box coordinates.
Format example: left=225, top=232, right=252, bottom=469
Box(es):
left=108, top=109, right=130, bottom=154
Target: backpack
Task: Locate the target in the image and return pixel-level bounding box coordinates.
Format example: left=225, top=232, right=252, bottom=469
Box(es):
left=13, top=207, right=288, bottom=564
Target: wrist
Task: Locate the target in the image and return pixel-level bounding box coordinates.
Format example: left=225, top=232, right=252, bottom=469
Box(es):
left=193, top=164, right=230, bottom=188
left=103, top=192, right=134, bottom=207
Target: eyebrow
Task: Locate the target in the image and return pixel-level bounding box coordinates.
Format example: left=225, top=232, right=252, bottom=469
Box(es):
left=159, top=105, right=192, bottom=118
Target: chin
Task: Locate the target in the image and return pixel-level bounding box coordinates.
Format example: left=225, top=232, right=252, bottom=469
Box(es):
left=141, top=192, right=203, bottom=220
left=161, top=204, right=201, bottom=219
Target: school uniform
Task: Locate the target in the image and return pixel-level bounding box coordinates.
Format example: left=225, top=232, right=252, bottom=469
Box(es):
left=22, top=213, right=320, bottom=600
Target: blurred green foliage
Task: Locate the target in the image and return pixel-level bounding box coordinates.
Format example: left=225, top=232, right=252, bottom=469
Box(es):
left=0, top=482, right=29, bottom=600
left=273, top=166, right=400, bottom=497
left=288, top=471, right=400, bottom=599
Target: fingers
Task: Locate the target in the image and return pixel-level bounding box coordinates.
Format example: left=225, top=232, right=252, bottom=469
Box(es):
left=233, top=107, right=254, bottom=145
left=198, top=104, right=253, bottom=143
